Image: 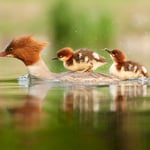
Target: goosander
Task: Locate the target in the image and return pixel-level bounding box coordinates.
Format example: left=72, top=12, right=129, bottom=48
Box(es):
left=0, top=35, right=55, bottom=79
left=0, top=35, right=119, bottom=84
left=105, top=48, right=149, bottom=79
left=52, top=47, right=107, bottom=72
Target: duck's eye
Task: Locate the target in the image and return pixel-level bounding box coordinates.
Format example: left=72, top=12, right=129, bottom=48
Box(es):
left=9, top=47, right=13, bottom=51
left=7, top=47, right=13, bottom=52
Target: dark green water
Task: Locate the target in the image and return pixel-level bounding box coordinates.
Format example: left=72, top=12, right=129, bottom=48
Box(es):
left=0, top=78, right=150, bottom=150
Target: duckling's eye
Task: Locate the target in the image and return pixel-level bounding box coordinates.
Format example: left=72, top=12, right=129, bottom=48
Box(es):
left=59, top=55, right=63, bottom=58
left=112, top=51, right=118, bottom=56
left=111, top=52, right=115, bottom=56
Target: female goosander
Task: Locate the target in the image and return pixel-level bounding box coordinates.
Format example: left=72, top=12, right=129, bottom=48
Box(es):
left=52, top=47, right=107, bottom=72
left=0, top=35, right=119, bottom=84
left=0, top=35, right=54, bottom=79
left=105, top=48, right=149, bottom=79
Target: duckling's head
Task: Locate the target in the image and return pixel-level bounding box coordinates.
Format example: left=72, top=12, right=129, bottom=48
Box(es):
left=53, top=47, right=74, bottom=61
left=105, top=48, right=126, bottom=63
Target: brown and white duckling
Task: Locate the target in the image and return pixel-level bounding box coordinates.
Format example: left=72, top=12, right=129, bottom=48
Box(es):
left=105, top=48, right=149, bottom=79
left=53, top=47, right=107, bottom=72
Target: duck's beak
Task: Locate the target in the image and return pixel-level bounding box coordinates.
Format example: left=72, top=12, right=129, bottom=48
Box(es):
left=104, top=48, right=112, bottom=54
left=0, top=51, right=7, bottom=57
left=52, top=57, right=58, bottom=60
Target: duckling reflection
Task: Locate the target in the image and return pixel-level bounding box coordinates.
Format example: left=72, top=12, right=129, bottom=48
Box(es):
left=8, top=82, right=51, bottom=130
left=60, top=86, right=109, bottom=126
left=109, top=82, right=147, bottom=112
left=61, top=81, right=148, bottom=114
left=61, top=86, right=104, bottom=113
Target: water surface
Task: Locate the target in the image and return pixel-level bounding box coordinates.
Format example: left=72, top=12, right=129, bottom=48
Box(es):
left=0, top=78, right=150, bottom=150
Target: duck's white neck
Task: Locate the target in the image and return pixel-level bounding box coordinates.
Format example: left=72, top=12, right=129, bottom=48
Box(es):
left=27, top=59, right=55, bottom=79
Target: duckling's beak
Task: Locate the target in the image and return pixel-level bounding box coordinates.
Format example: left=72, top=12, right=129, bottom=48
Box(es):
left=104, top=48, right=112, bottom=54
left=0, top=51, right=7, bottom=57
left=52, top=57, right=58, bottom=60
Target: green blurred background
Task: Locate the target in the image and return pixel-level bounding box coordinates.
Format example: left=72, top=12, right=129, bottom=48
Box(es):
left=0, top=0, right=150, bottom=78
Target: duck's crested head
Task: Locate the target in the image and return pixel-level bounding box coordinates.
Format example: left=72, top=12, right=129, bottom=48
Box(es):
left=0, top=35, right=48, bottom=65
left=105, top=48, right=126, bottom=63
left=56, top=47, right=74, bottom=61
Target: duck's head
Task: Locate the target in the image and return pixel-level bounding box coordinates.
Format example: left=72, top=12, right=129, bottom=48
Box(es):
left=0, top=35, right=48, bottom=65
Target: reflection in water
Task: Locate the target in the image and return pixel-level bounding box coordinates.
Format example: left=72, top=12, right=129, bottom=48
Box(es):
left=0, top=79, right=149, bottom=150
left=1, top=80, right=148, bottom=128
left=7, top=79, right=148, bottom=131
left=8, top=82, right=51, bottom=130
left=108, top=82, right=147, bottom=150
left=61, top=81, right=147, bottom=113
left=59, top=81, right=147, bottom=150
left=110, top=82, right=147, bottom=112
left=62, top=87, right=103, bottom=112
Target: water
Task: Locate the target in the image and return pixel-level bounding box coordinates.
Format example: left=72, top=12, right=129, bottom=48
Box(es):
left=0, top=77, right=150, bottom=150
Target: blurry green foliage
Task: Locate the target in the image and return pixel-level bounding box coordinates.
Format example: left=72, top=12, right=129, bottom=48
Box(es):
left=50, top=0, right=116, bottom=49
left=51, top=0, right=74, bottom=49
left=96, top=13, right=115, bottom=47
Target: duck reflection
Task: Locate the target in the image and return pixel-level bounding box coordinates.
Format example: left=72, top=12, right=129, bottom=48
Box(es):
left=3, top=79, right=148, bottom=131
left=0, top=80, right=147, bottom=150
left=8, top=82, right=51, bottom=130
left=12, top=80, right=148, bottom=150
